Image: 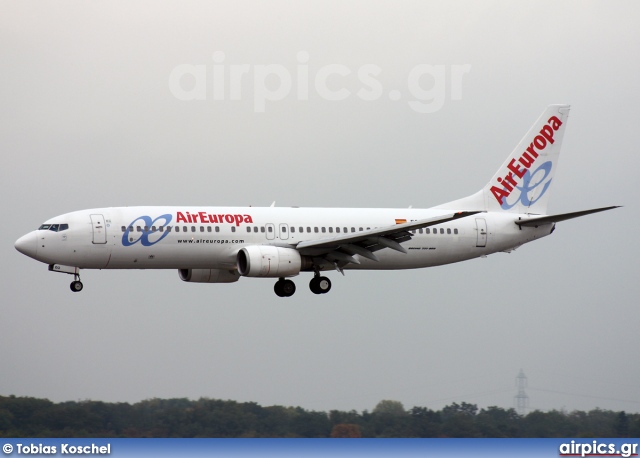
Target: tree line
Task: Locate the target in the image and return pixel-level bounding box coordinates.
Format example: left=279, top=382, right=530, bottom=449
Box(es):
left=0, top=395, right=638, bottom=438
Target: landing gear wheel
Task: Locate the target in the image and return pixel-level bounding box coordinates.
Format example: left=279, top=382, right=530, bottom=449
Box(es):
left=70, top=281, right=84, bottom=292
left=274, top=279, right=296, bottom=297
left=310, top=276, right=331, bottom=294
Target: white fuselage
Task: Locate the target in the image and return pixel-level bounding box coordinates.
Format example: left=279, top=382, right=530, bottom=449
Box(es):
left=16, top=206, right=552, bottom=272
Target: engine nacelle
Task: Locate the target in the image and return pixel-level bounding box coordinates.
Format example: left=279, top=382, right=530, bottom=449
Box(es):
left=178, top=268, right=240, bottom=283
left=237, top=245, right=302, bottom=278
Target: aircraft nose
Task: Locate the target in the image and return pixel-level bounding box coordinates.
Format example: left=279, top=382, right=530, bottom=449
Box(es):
left=15, top=232, right=38, bottom=259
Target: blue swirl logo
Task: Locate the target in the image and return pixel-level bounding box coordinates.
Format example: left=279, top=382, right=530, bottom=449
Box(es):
left=122, top=214, right=172, bottom=246
left=501, top=161, right=552, bottom=210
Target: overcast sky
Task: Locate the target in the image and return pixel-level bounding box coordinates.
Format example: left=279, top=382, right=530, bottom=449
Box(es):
left=1, top=1, right=638, bottom=415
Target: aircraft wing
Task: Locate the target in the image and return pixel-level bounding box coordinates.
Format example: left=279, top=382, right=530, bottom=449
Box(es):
left=296, top=211, right=480, bottom=269
left=515, top=206, right=620, bottom=227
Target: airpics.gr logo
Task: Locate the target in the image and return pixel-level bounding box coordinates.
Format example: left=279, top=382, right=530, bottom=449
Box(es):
left=490, top=115, right=562, bottom=207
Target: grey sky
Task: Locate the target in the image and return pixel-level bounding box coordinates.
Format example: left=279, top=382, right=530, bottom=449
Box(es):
left=1, top=1, right=638, bottom=415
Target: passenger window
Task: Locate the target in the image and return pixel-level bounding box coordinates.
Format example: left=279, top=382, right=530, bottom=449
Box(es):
left=282, top=227, right=287, bottom=232
left=440, top=228, right=444, bottom=234
left=167, top=226, right=172, bottom=232
left=328, top=227, right=333, bottom=233
left=291, top=227, right=295, bottom=233
left=246, top=227, right=252, bottom=233
left=336, top=227, right=340, bottom=233
left=321, top=227, right=326, bottom=233
left=129, top=226, right=134, bottom=232
left=144, top=226, right=150, bottom=232
left=454, top=228, right=458, bottom=234
left=419, top=229, right=423, bottom=234
left=215, top=226, right=220, bottom=232
left=207, top=226, right=211, bottom=233
left=314, top=227, right=318, bottom=233
left=300, top=227, right=304, bottom=233
left=121, top=226, right=126, bottom=232
left=343, top=227, right=347, bottom=233
left=137, top=226, right=142, bottom=232
left=200, top=226, right=205, bottom=232
left=351, top=227, right=355, bottom=232
left=426, top=228, right=430, bottom=234
left=231, top=226, right=236, bottom=232
left=191, top=226, right=196, bottom=232
left=447, top=228, right=451, bottom=234
left=359, top=227, right=363, bottom=231
left=260, top=227, right=265, bottom=233
left=268, top=226, right=273, bottom=233
left=152, top=226, right=157, bottom=232
left=183, top=227, right=188, bottom=232
left=159, top=226, right=163, bottom=233
left=307, top=227, right=311, bottom=233
left=254, top=227, right=258, bottom=233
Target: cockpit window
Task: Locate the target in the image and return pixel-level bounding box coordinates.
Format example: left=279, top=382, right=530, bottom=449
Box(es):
left=38, top=223, right=69, bottom=232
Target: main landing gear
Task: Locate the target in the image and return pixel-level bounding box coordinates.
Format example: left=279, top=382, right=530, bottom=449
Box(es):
left=309, top=275, right=331, bottom=295
left=272, top=274, right=332, bottom=297
left=274, top=278, right=296, bottom=297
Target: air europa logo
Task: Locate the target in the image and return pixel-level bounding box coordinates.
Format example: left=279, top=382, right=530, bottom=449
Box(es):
left=122, top=214, right=172, bottom=246
left=490, top=115, right=563, bottom=207
left=176, top=211, right=253, bottom=226
left=122, top=211, right=256, bottom=247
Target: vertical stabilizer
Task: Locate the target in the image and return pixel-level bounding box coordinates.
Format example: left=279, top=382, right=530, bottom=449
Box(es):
left=437, top=105, right=570, bottom=214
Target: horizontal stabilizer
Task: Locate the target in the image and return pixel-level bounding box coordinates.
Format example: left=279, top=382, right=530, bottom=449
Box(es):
left=515, top=206, right=620, bottom=227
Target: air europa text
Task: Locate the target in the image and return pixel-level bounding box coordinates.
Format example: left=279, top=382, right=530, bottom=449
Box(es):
left=176, top=211, right=254, bottom=226
left=490, top=115, right=563, bottom=205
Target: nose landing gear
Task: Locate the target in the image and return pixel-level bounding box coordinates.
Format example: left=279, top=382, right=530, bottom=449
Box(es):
left=70, top=273, right=83, bottom=292
left=48, top=264, right=84, bottom=293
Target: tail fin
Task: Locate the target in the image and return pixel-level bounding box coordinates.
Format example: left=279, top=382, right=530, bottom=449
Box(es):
left=437, top=104, right=571, bottom=214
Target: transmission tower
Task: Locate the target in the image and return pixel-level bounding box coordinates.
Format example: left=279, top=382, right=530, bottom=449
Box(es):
left=514, top=369, right=529, bottom=416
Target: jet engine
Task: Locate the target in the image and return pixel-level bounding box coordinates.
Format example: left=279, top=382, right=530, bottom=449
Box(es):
left=237, top=245, right=304, bottom=277
left=178, top=268, right=240, bottom=283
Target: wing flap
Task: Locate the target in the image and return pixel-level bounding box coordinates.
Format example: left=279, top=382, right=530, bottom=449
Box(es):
left=296, top=211, right=480, bottom=261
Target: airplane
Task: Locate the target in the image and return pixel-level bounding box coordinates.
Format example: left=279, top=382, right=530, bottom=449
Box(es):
left=14, top=105, right=618, bottom=297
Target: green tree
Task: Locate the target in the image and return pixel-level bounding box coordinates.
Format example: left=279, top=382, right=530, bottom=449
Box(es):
left=373, top=400, right=406, bottom=416
left=372, top=400, right=409, bottom=437
left=408, top=406, right=441, bottom=437
left=475, top=406, right=521, bottom=437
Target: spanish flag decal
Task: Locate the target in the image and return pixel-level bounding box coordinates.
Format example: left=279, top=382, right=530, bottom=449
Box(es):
left=395, top=219, right=407, bottom=224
